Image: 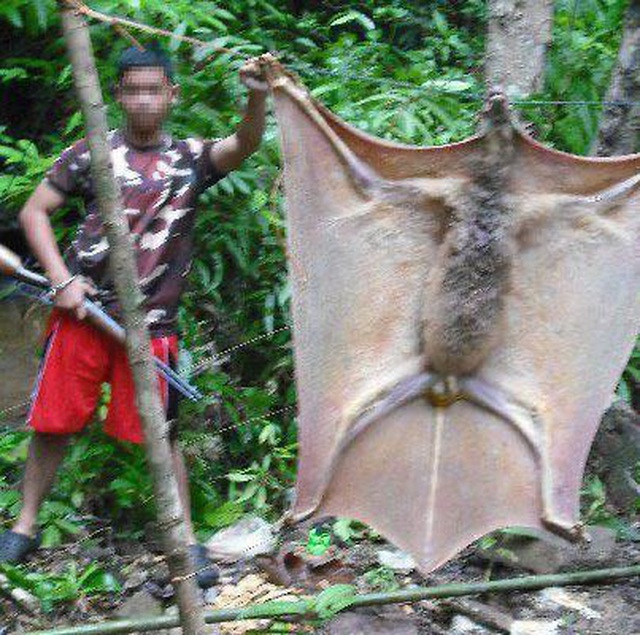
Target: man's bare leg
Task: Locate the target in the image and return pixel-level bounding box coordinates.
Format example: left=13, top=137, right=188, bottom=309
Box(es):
left=12, top=432, right=71, bottom=537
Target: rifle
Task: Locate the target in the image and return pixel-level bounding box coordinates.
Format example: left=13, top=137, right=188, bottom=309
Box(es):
left=0, top=244, right=202, bottom=402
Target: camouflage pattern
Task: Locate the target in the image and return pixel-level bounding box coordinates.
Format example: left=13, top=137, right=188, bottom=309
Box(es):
left=46, top=130, right=224, bottom=335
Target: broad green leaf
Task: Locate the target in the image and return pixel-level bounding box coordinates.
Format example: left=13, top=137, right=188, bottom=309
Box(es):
left=329, top=11, right=375, bottom=31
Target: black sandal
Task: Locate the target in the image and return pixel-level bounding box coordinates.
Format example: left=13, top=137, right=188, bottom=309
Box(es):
left=188, top=543, right=219, bottom=589
left=0, top=530, right=40, bottom=564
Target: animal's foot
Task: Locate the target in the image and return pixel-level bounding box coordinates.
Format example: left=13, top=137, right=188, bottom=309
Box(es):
left=542, top=516, right=588, bottom=543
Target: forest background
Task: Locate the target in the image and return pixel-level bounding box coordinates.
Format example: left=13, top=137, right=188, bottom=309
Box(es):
left=0, top=0, right=638, bottom=561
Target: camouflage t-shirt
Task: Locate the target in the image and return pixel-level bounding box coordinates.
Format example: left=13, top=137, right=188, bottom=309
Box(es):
left=46, top=130, right=224, bottom=336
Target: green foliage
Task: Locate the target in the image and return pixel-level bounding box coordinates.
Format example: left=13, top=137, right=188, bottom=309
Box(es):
left=0, top=129, right=56, bottom=212
left=37, top=501, right=82, bottom=548
left=523, top=0, right=627, bottom=154
left=476, top=528, right=536, bottom=567
left=618, top=336, right=640, bottom=404
left=581, top=474, right=614, bottom=526
left=226, top=439, right=296, bottom=514
left=200, top=499, right=244, bottom=530
left=362, top=565, right=400, bottom=593
left=0, top=429, right=30, bottom=467
left=581, top=473, right=640, bottom=538
left=331, top=518, right=373, bottom=544
left=0, top=427, right=150, bottom=545
left=582, top=473, right=632, bottom=530
left=0, top=431, right=31, bottom=519
left=0, top=0, right=55, bottom=32
left=305, top=526, right=332, bottom=556
left=0, top=561, right=120, bottom=613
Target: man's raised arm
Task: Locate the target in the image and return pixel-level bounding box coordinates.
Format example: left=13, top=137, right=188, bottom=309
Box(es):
left=209, top=55, right=271, bottom=174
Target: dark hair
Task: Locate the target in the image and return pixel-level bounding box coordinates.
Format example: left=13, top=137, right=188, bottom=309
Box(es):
left=117, top=42, right=174, bottom=82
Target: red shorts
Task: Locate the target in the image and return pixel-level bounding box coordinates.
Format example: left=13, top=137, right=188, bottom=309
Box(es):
left=27, top=310, right=178, bottom=444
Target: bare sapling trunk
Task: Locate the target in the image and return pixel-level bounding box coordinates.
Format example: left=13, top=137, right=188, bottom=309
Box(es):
left=593, top=0, right=640, bottom=156
left=58, top=2, right=205, bottom=633
left=485, top=0, right=555, bottom=97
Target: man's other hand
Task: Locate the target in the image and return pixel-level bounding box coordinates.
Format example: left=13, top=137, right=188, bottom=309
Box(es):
left=54, top=276, right=97, bottom=321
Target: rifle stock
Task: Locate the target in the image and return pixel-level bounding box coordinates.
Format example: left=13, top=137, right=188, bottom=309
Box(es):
left=0, top=244, right=50, bottom=288
left=0, top=244, right=22, bottom=276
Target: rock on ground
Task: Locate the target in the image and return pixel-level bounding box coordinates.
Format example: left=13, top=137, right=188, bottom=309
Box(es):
left=321, top=607, right=419, bottom=634
left=477, top=525, right=617, bottom=574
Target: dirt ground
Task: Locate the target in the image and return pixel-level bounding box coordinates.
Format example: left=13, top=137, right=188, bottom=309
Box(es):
left=2, top=520, right=639, bottom=635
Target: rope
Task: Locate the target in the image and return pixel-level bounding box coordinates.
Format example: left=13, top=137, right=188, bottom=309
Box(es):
left=514, top=99, right=640, bottom=107
left=61, top=1, right=640, bottom=109
left=2, top=0, right=633, bottom=211
left=64, top=0, right=251, bottom=60
left=215, top=405, right=297, bottom=436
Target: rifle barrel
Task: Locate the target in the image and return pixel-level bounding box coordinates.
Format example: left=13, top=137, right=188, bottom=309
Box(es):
left=1, top=246, right=202, bottom=402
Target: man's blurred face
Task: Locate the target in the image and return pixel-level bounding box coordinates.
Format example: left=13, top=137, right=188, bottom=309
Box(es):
left=116, top=67, right=176, bottom=132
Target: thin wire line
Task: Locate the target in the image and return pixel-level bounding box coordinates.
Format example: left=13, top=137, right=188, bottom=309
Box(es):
left=218, top=405, right=297, bottom=434
left=513, top=99, right=639, bottom=107
left=191, top=325, right=290, bottom=376
left=0, top=401, right=297, bottom=441
left=0, top=399, right=31, bottom=421
left=0, top=293, right=295, bottom=430
left=288, top=62, right=640, bottom=107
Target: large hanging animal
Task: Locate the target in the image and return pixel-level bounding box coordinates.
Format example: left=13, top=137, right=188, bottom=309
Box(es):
left=265, top=59, right=640, bottom=572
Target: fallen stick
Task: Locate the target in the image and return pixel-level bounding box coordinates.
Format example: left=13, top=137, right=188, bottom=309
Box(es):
left=23, top=563, right=640, bottom=635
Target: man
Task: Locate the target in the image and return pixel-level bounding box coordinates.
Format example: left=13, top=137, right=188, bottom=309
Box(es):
left=0, top=44, right=269, bottom=588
